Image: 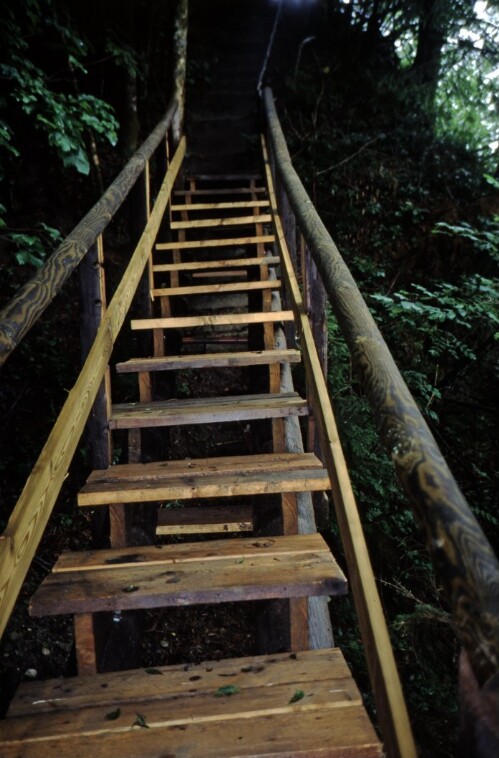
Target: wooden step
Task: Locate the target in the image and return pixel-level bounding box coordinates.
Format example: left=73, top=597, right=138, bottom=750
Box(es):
left=170, top=214, right=272, bottom=230
left=116, top=349, right=300, bottom=374
left=156, top=234, right=275, bottom=250
left=151, top=280, right=280, bottom=297
left=153, top=255, right=279, bottom=273
left=156, top=504, right=254, bottom=534
left=77, top=452, right=328, bottom=507
left=131, top=310, right=294, bottom=331
left=109, top=392, right=308, bottom=430
left=29, top=534, right=347, bottom=617
left=170, top=200, right=270, bottom=211
left=173, top=186, right=266, bottom=196
left=0, top=649, right=382, bottom=757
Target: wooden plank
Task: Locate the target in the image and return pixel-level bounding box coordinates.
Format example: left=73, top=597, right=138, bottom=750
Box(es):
left=170, top=214, right=272, bottom=230
left=186, top=173, right=262, bottom=181
left=108, top=392, right=308, bottom=429
left=174, top=186, right=266, bottom=196
left=78, top=467, right=329, bottom=506
left=0, top=709, right=381, bottom=758
left=3, top=682, right=363, bottom=742
left=0, top=137, right=186, bottom=640
left=74, top=614, right=97, bottom=675
left=82, top=453, right=324, bottom=484
left=9, top=648, right=353, bottom=715
left=171, top=200, right=270, bottom=211
left=151, top=280, right=280, bottom=297
left=116, top=349, right=300, bottom=374
left=52, top=533, right=336, bottom=573
left=156, top=234, right=275, bottom=250
left=153, top=256, right=279, bottom=272
left=131, top=310, right=294, bottom=330
left=156, top=505, right=253, bottom=534
left=29, top=546, right=346, bottom=617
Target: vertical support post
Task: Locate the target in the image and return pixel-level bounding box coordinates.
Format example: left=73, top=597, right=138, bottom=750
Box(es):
left=78, top=235, right=112, bottom=544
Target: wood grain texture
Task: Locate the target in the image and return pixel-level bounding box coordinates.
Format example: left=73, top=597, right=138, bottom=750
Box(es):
left=78, top=467, right=329, bottom=506
left=155, top=234, right=275, bottom=250
left=1, top=650, right=380, bottom=757
left=29, top=535, right=346, bottom=616
left=116, top=349, right=300, bottom=374
left=0, top=137, right=186, bottom=640
left=156, top=504, right=254, bottom=534
left=153, top=255, right=279, bottom=272
left=262, top=131, right=416, bottom=758
left=131, top=310, right=294, bottom=330
left=171, top=214, right=272, bottom=229
left=264, top=87, right=499, bottom=692
left=109, top=392, right=308, bottom=429
left=151, top=279, right=280, bottom=297
left=0, top=98, right=178, bottom=367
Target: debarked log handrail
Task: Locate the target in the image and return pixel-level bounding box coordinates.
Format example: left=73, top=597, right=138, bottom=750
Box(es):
left=0, top=136, right=186, bottom=640
left=0, top=97, right=178, bottom=368
left=263, top=86, right=499, bottom=686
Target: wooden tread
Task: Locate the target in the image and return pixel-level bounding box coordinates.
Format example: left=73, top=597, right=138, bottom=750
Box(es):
left=109, top=392, right=308, bottom=430
left=151, top=280, right=280, bottom=297
left=153, top=255, right=279, bottom=272
left=115, top=349, right=300, bottom=374
left=170, top=200, right=270, bottom=211
left=171, top=214, right=272, bottom=230
left=131, top=310, right=294, bottom=330
left=77, top=452, right=329, bottom=506
left=0, top=649, right=382, bottom=757
left=156, top=234, right=275, bottom=250
left=174, top=186, right=266, bottom=196
left=29, top=534, right=347, bottom=616
left=156, top=504, right=254, bottom=534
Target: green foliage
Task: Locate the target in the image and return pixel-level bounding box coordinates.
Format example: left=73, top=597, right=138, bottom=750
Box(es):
left=0, top=1, right=119, bottom=179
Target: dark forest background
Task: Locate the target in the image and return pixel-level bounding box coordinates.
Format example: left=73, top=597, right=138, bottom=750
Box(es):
left=1, top=2, right=498, bottom=756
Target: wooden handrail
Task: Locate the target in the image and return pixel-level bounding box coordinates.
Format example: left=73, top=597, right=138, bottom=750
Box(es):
left=262, top=134, right=417, bottom=758
left=263, top=87, right=499, bottom=688
left=0, top=136, right=186, bottom=640
left=0, top=97, right=178, bottom=368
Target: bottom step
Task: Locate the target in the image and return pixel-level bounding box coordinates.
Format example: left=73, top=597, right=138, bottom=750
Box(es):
left=1, top=649, right=383, bottom=757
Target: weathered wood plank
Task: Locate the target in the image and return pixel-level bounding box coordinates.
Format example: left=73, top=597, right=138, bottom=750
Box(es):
left=153, top=255, right=279, bottom=272
left=156, top=234, right=275, bottom=250
left=29, top=541, right=346, bottom=616
left=0, top=709, right=381, bottom=758
left=170, top=214, right=272, bottom=230
left=156, top=505, right=254, bottom=534
left=82, top=453, right=323, bottom=484
left=0, top=137, right=186, bottom=640
left=131, top=310, right=294, bottom=330
left=78, top=468, right=329, bottom=506
left=151, top=280, right=280, bottom=297
left=9, top=648, right=353, bottom=715
left=171, top=200, right=270, bottom=211
left=116, top=349, right=300, bottom=374
left=173, top=187, right=266, bottom=196
left=109, top=392, right=308, bottom=429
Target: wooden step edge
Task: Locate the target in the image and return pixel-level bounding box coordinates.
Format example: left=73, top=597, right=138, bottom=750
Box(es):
left=156, top=505, right=254, bottom=535
left=155, top=235, right=275, bottom=250
left=170, top=200, right=270, bottom=211
left=52, top=533, right=335, bottom=573
left=170, top=214, right=272, bottom=230
left=108, top=393, right=309, bottom=430
left=115, top=349, right=301, bottom=374
left=29, top=539, right=347, bottom=617
left=150, top=280, right=280, bottom=297
left=173, top=187, right=266, bottom=196
left=152, top=255, right=279, bottom=273
left=131, top=310, right=294, bottom=330
left=77, top=468, right=330, bottom=507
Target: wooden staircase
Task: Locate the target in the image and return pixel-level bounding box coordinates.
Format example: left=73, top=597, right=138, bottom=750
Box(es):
left=0, top=173, right=383, bottom=756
